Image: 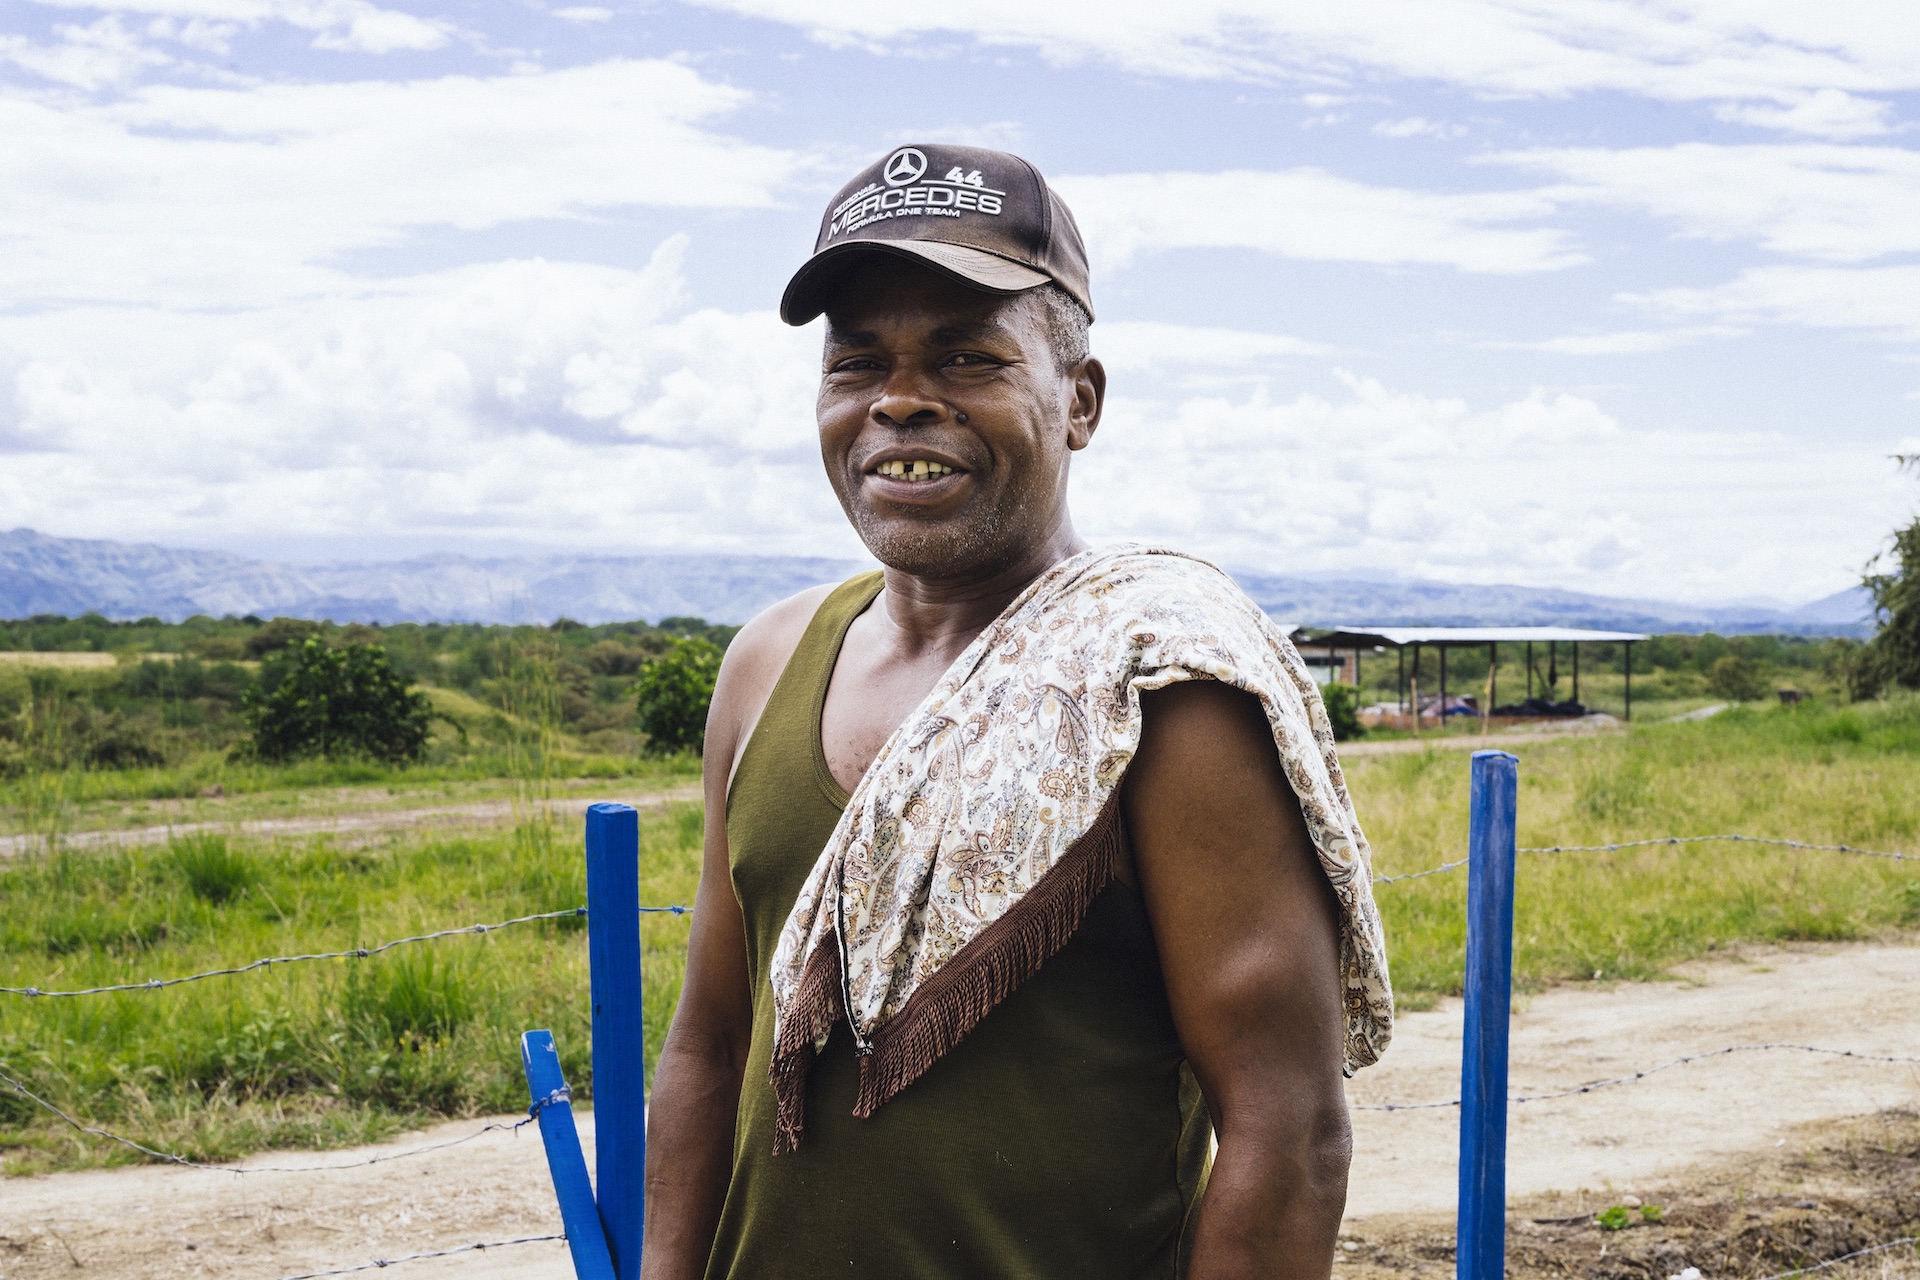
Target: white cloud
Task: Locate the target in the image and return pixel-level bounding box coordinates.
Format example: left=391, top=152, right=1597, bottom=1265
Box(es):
left=1494, top=326, right=1742, bottom=355
left=1054, top=169, right=1584, bottom=275
left=1371, top=116, right=1463, bottom=140
left=1495, top=143, right=1920, bottom=263
left=687, top=1, right=1920, bottom=126
left=1635, top=265, right=1920, bottom=343
left=0, top=59, right=803, bottom=307
left=24, top=0, right=451, bottom=55
left=552, top=6, right=614, bottom=21
left=1072, top=370, right=1905, bottom=602
left=1712, top=89, right=1896, bottom=140
left=5, top=252, right=1896, bottom=602
left=0, top=15, right=172, bottom=89
left=0, top=247, right=859, bottom=556
left=1094, top=322, right=1336, bottom=372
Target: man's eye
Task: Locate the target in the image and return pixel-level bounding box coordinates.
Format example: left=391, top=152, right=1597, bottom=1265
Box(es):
left=830, top=357, right=883, bottom=373
left=946, top=352, right=998, bottom=367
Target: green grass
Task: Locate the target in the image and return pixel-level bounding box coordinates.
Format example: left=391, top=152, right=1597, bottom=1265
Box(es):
left=2, top=695, right=1916, bottom=1174
left=1359, top=695, right=1920, bottom=1006
left=0, top=805, right=702, bottom=1174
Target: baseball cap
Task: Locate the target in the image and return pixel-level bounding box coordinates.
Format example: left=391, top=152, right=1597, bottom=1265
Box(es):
left=780, top=143, right=1093, bottom=326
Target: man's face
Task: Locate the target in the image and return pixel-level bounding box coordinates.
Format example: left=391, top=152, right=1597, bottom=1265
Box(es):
left=817, top=257, right=1101, bottom=579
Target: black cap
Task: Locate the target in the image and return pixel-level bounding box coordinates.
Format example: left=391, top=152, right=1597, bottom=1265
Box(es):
left=780, top=143, right=1093, bottom=326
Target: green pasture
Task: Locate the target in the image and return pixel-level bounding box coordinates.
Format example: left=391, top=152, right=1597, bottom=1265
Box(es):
left=2, top=696, right=1918, bottom=1174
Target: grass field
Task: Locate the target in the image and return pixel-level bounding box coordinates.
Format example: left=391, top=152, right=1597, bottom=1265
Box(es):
left=1, top=696, right=1916, bottom=1175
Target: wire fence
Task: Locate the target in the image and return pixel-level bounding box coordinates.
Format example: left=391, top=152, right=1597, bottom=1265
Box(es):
left=269, top=1235, right=567, bottom=1280
left=1349, top=1043, right=1920, bottom=1111
left=3, top=827, right=1916, bottom=1277
left=0, top=903, right=690, bottom=999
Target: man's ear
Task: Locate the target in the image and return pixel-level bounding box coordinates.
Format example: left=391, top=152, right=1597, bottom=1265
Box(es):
left=1066, top=356, right=1106, bottom=452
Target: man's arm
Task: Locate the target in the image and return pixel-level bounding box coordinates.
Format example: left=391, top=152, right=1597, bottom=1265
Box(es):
left=640, top=588, right=832, bottom=1278
left=1122, top=680, right=1352, bottom=1280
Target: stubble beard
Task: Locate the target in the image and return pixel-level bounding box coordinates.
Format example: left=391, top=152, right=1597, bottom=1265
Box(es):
left=845, top=481, right=1041, bottom=581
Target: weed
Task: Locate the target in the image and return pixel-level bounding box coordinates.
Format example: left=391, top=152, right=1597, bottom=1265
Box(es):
left=1595, top=1205, right=1634, bottom=1231
left=169, top=834, right=256, bottom=903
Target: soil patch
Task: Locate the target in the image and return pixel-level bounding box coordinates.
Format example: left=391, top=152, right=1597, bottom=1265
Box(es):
left=1341, top=1109, right=1920, bottom=1280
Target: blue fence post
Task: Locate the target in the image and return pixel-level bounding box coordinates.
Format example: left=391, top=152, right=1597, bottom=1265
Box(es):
left=1458, top=750, right=1519, bottom=1280
left=521, top=1030, right=616, bottom=1280
left=587, top=802, right=645, bottom=1280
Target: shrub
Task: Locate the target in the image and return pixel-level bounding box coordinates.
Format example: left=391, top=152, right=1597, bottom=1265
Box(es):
left=634, top=636, right=722, bottom=755
left=244, top=638, right=432, bottom=764
left=1707, top=654, right=1767, bottom=702
left=1320, top=681, right=1366, bottom=742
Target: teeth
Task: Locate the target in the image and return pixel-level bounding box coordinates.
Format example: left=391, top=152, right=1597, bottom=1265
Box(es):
left=876, top=460, right=954, bottom=481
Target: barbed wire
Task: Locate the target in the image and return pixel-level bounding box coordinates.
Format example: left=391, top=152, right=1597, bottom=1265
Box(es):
left=0, top=1063, right=580, bottom=1173
left=269, top=1234, right=567, bottom=1280
left=1524, top=834, right=1919, bottom=862
left=1754, top=1236, right=1920, bottom=1280
left=0, top=903, right=691, bottom=999
left=1370, top=833, right=1919, bottom=887
left=1373, top=858, right=1468, bottom=885
left=1351, top=1043, right=1920, bottom=1111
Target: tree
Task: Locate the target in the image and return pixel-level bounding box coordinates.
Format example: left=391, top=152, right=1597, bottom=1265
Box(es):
left=1319, top=681, right=1366, bottom=742
left=245, top=637, right=432, bottom=763
left=244, top=616, right=324, bottom=659
left=1707, top=654, right=1767, bottom=702
left=1849, top=456, right=1920, bottom=699
left=634, top=636, right=723, bottom=755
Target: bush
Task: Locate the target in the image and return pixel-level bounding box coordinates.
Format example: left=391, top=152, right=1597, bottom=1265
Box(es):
left=1707, top=654, right=1767, bottom=702
left=634, top=636, right=722, bottom=755
left=244, top=638, right=432, bottom=764
left=1320, top=681, right=1366, bottom=742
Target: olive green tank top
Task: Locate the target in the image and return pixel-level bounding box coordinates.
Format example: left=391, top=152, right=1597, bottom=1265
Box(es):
left=706, top=572, right=1212, bottom=1280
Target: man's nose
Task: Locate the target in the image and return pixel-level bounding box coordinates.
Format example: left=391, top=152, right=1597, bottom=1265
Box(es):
left=871, top=368, right=948, bottom=428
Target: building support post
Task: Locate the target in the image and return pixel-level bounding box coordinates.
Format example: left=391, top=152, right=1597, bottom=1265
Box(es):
left=1440, top=646, right=1449, bottom=723
left=1624, top=642, right=1632, bottom=722
left=1489, top=643, right=1498, bottom=721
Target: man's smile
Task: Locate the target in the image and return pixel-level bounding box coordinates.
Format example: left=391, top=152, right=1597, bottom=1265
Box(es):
left=862, top=446, right=972, bottom=502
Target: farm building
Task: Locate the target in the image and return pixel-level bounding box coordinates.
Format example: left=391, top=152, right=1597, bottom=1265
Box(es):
left=1299, top=625, right=1651, bottom=721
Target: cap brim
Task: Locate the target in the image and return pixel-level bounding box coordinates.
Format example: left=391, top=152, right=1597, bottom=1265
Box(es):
left=780, top=240, right=1051, bottom=326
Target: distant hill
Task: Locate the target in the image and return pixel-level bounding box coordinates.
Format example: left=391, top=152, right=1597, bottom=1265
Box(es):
left=0, top=528, right=868, bottom=627
left=0, top=528, right=1874, bottom=634
left=1232, top=570, right=1874, bottom=637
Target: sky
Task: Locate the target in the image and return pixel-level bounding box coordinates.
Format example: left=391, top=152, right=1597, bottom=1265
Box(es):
left=3, top=2, right=1919, bottom=607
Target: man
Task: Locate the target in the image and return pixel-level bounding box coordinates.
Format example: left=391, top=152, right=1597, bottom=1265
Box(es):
left=643, top=144, right=1391, bottom=1280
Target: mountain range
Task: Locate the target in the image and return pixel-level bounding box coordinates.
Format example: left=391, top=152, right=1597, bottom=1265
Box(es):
left=0, top=528, right=1873, bottom=635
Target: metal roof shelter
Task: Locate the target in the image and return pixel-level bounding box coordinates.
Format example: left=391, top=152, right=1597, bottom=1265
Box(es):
left=1303, top=625, right=1652, bottom=721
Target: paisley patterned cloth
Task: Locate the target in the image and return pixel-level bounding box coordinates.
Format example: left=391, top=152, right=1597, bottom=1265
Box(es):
left=768, top=544, right=1393, bottom=1152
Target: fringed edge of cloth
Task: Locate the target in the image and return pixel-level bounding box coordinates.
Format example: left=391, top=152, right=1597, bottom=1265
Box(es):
left=768, top=795, right=1125, bottom=1154
left=770, top=937, right=845, bottom=1155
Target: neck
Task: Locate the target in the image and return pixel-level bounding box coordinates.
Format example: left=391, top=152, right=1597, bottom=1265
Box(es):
left=877, top=515, right=1087, bottom=654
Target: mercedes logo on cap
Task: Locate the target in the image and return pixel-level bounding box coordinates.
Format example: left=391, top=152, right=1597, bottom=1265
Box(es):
left=883, top=148, right=928, bottom=187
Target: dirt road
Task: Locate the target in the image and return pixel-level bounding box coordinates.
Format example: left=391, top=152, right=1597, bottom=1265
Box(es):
left=3, top=938, right=1916, bottom=1278
left=0, top=787, right=703, bottom=860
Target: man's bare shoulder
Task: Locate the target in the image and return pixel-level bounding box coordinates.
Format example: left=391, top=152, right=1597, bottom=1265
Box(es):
left=708, top=582, right=844, bottom=785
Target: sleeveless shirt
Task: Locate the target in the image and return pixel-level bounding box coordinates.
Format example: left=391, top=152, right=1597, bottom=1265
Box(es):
left=705, top=572, right=1212, bottom=1280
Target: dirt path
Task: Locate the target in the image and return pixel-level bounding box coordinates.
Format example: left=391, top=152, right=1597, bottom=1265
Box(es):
left=1344, top=937, right=1920, bottom=1218
left=1338, top=721, right=1622, bottom=757
left=4, top=939, right=1916, bottom=1278
left=0, top=786, right=703, bottom=860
